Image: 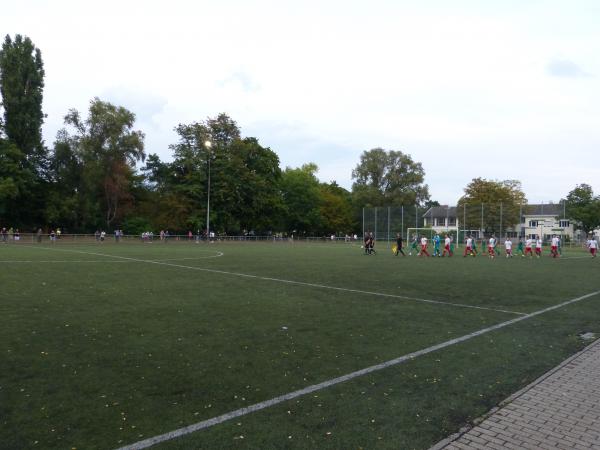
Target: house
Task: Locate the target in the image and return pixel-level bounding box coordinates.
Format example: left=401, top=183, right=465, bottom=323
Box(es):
left=422, top=206, right=460, bottom=234
left=520, top=203, right=575, bottom=241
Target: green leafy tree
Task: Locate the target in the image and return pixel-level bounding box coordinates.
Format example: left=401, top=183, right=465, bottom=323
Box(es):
left=351, top=148, right=430, bottom=207
left=0, top=139, right=36, bottom=224
left=564, top=184, right=600, bottom=235
left=147, top=114, right=282, bottom=234
left=166, top=117, right=234, bottom=232
left=457, top=178, right=526, bottom=234
left=217, top=137, right=282, bottom=233
left=58, top=98, right=145, bottom=229
left=45, top=133, right=86, bottom=229
left=0, top=34, right=48, bottom=228
left=0, top=34, right=46, bottom=171
left=319, top=182, right=356, bottom=235
left=279, top=163, right=323, bottom=234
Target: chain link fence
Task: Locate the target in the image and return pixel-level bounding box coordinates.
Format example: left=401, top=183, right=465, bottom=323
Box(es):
left=362, top=202, right=582, bottom=245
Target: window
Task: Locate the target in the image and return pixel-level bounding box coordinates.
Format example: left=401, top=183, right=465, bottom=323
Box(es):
left=448, top=217, right=456, bottom=226
left=529, top=220, right=538, bottom=227
left=559, top=220, right=570, bottom=228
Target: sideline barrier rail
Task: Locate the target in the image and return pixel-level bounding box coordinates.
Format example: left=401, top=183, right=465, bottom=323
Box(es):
left=0, top=233, right=361, bottom=244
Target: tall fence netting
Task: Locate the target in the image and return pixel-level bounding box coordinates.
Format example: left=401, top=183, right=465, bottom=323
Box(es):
left=362, top=202, right=578, bottom=244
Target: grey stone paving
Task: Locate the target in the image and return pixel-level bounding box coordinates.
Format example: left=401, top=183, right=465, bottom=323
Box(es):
left=435, top=339, right=600, bottom=449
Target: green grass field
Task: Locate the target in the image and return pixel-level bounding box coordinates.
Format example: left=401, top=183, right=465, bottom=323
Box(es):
left=1, top=240, right=599, bottom=450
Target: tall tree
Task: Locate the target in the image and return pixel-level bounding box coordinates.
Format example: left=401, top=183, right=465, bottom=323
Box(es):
left=58, top=98, right=145, bottom=229
left=279, top=163, right=323, bottom=235
left=319, top=182, right=356, bottom=234
left=151, top=114, right=282, bottom=234
left=351, top=148, right=430, bottom=207
left=167, top=119, right=226, bottom=231
left=564, top=184, right=600, bottom=235
left=0, top=34, right=46, bottom=171
left=0, top=139, right=36, bottom=224
left=457, top=178, right=526, bottom=234
left=0, top=34, right=48, bottom=227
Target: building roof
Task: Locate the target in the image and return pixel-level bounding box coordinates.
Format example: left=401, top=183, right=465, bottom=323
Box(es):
left=523, top=203, right=564, bottom=217
left=423, top=206, right=458, bottom=218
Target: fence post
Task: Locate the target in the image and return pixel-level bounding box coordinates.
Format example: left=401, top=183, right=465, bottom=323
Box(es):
left=500, top=201, right=503, bottom=239
left=415, top=204, right=418, bottom=230
left=481, top=203, right=484, bottom=239
left=362, top=207, right=364, bottom=239
left=519, top=202, right=522, bottom=238
left=374, top=207, right=378, bottom=240
left=401, top=205, right=404, bottom=240
left=463, top=203, right=466, bottom=244
left=387, top=206, right=390, bottom=243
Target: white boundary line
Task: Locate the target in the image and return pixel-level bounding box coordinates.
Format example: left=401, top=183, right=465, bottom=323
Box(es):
left=0, top=253, right=225, bottom=263
left=116, top=289, right=600, bottom=450
left=560, top=255, right=596, bottom=260
left=0, top=259, right=133, bottom=263
left=31, top=245, right=525, bottom=316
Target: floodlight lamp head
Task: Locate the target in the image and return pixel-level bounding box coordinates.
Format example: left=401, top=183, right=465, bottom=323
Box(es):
left=204, top=140, right=212, bottom=149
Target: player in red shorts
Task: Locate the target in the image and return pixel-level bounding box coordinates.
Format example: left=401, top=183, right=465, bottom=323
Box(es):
left=534, top=236, right=542, bottom=258
left=504, top=237, right=513, bottom=257
left=524, top=238, right=533, bottom=257
left=550, top=235, right=559, bottom=258
left=488, top=236, right=496, bottom=258
left=463, top=236, right=474, bottom=257
left=588, top=237, right=598, bottom=257
left=419, top=235, right=430, bottom=257
left=442, top=234, right=453, bottom=257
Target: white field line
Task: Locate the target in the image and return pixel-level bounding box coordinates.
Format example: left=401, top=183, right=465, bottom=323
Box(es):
left=116, top=289, right=600, bottom=450
left=0, top=252, right=225, bottom=264
left=32, top=246, right=525, bottom=316
left=560, top=255, right=596, bottom=260
left=0, top=259, right=133, bottom=263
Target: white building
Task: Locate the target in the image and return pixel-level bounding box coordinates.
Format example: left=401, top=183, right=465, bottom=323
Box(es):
left=422, top=206, right=460, bottom=234
left=520, top=203, right=575, bottom=241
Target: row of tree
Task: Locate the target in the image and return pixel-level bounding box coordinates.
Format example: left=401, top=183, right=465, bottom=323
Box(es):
left=1, top=34, right=599, bottom=235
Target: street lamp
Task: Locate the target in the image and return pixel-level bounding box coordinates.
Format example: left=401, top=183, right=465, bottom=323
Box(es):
left=204, top=140, right=212, bottom=241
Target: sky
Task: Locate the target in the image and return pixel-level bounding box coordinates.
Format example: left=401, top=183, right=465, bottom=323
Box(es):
left=2, top=0, right=599, bottom=204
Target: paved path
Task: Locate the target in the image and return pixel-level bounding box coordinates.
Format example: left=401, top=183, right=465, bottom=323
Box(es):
left=434, top=338, right=600, bottom=449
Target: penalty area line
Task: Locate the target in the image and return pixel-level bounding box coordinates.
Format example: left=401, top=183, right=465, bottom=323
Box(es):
left=32, top=245, right=525, bottom=316
left=115, top=289, right=600, bottom=450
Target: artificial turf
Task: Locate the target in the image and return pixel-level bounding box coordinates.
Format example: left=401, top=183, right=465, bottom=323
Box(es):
left=0, top=240, right=598, bottom=449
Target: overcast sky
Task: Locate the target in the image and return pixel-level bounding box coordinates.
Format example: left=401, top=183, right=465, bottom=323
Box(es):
left=2, top=0, right=599, bottom=204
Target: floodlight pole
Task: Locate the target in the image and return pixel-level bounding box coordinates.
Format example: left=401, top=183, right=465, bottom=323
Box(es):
left=204, top=140, right=212, bottom=241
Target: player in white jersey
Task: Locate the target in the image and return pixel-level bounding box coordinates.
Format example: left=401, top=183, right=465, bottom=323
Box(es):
left=550, top=235, right=559, bottom=258
left=463, top=236, right=474, bottom=257
left=504, top=238, right=513, bottom=257
left=588, top=237, right=598, bottom=257
left=419, top=236, right=430, bottom=257
left=488, top=236, right=496, bottom=258
left=534, top=236, right=542, bottom=258
left=442, top=235, right=452, bottom=257
left=525, top=238, right=533, bottom=257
